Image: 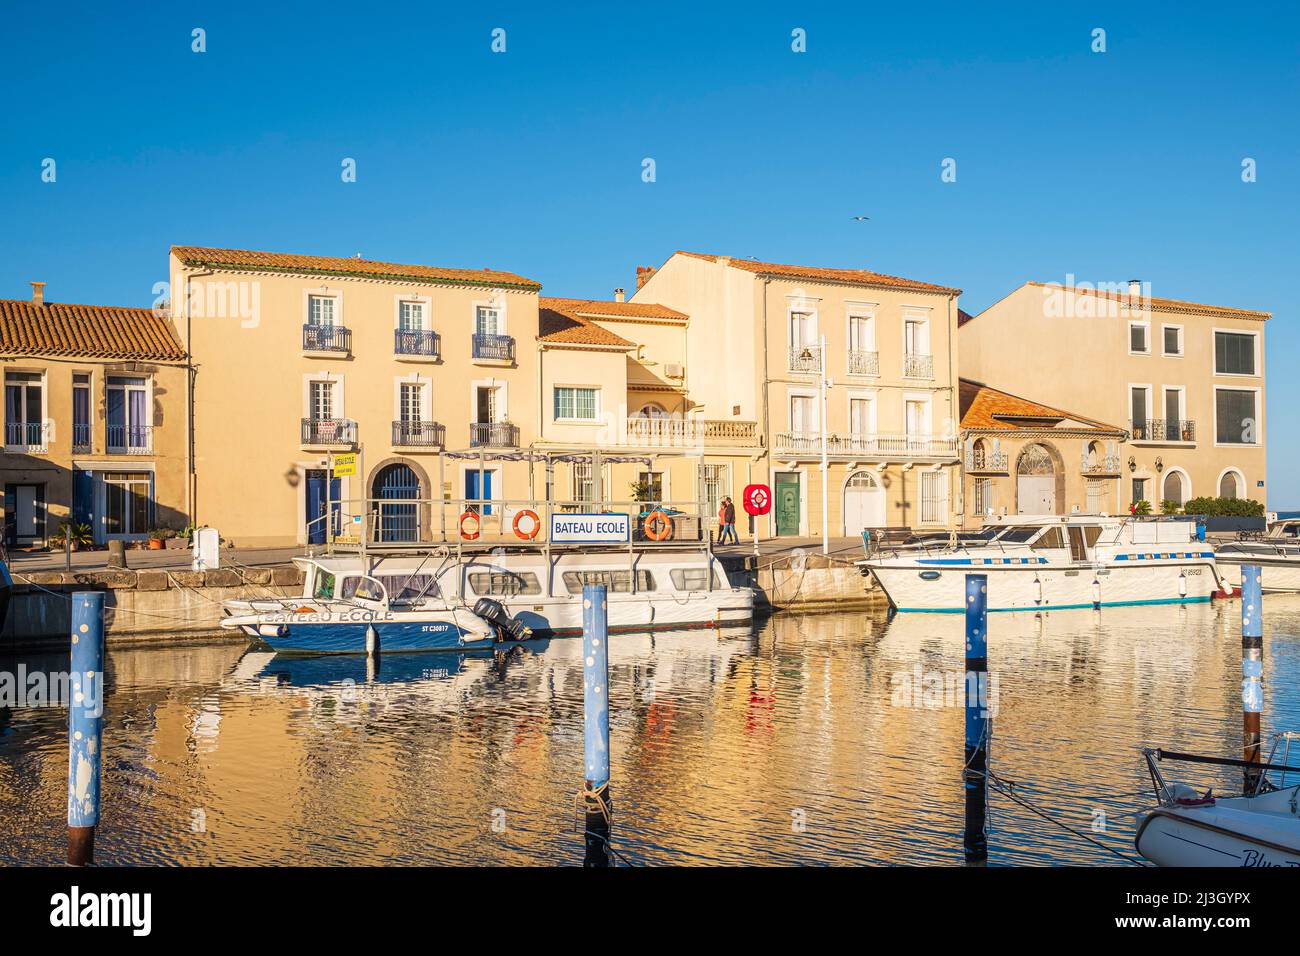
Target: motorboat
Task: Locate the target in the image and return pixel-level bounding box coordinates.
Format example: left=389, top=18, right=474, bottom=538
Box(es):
left=1216, top=517, right=1300, bottom=593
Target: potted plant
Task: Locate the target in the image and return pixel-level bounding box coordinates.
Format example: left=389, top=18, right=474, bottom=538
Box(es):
left=147, top=529, right=166, bottom=550
left=50, top=521, right=93, bottom=552
left=1131, top=499, right=1153, bottom=516
left=163, top=527, right=187, bottom=550
left=1180, top=424, right=1194, bottom=442
left=1160, top=499, right=1182, bottom=516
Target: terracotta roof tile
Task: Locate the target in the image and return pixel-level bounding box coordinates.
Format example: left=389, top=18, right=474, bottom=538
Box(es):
left=959, top=378, right=1122, bottom=433
left=676, top=251, right=961, bottom=296
left=1024, top=282, right=1269, bottom=320
left=552, top=298, right=687, bottom=322
left=538, top=298, right=637, bottom=348
left=0, top=298, right=185, bottom=361
left=172, top=245, right=541, bottom=290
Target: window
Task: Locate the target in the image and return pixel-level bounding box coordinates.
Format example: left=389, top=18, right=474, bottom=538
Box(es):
left=572, top=461, right=594, bottom=502
left=849, top=314, right=875, bottom=350
left=790, top=311, right=814, bottom=346
left=1162, top=325, right=1183, bottom=356
left=340, top=576, right=386, bottom=602
left=313, top=570, right=336, bottom=599
left=1129, top=322, right=1149, bottom=353
left=398, top=301, right=424, bottom=331
left=72, top=373, right=91, bottom=449
left=699, top=463, right=729, bottom=517
left=562, top=570, right=655, bottom=594
left=790, top=395, right=816, bottom=434
left=1130, top=386, right=1149, bottom=433
left=475, top=306, right=500, bottom=337
left=1164, top=387, right=1183, bottom=436
left=919, top=471, right=948, bottom=524
left=380, top=574, right=440, bottom=602
left=1032, top=527, right=1066, bottom=550
left=1131, top=477, right=1148, bottom=505
left=999, top=526, right=1042, bottom=544
left=1215, top=389, right=1258, bottom=444
left=309, top=380, right=335, bottom=420
left=904, top=318, right=928, bottom=355
left=1215, top=331, right=1257, bottom=375
left=850, top=397, right=874, bottom=435
left=4, top=371, right=44, bottom=449
left=554, top=386, right=598, bottom=421
left=468, top=571, right=542, bottom=596
left=102, top=471, right=153, bottom=536
left=106, top=376, right=150, bottom=451
left=973, top=477, right=995, bottom=515
left=669, top=567, right=716, bottom=591
left=1162, top=470, right=1185, bottom=506
left=308, top=295, right=336, bottom=326
left=638, top=471, right=663, bottom=501
left=399, top=383, right=423, bottom=423
left=1219, top=471, right=1241, bottom=499
left=904, top=399, right=928, bottom=436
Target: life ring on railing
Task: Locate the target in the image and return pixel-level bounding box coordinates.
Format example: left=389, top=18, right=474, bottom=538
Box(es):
left=459, top=510, right=481, bottom=541
left=513, top=509, right=541, bottom=540
left=643, top=510, right=673, bottom=542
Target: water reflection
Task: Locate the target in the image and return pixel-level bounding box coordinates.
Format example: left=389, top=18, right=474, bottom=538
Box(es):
left=2, top=597, right=1299, bottom=865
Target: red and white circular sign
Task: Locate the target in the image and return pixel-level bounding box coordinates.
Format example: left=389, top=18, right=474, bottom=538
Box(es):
left=743, top=483, right=772, bottom=516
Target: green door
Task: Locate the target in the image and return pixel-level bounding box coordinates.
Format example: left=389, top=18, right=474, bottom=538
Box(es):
left=774, top=473, right=800, bottom=536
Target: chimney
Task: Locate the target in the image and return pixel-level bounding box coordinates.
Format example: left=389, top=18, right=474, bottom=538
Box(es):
left=613, top=288, right=625, bottom=303
left=30, top=281, right=45, bottom=307
left=1128, top=278, right=1142, bottom=299
left=635, top=265, right=656, bottom=290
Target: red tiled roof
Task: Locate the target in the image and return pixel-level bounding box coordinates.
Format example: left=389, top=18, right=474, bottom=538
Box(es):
left=551, top=298, right=687, bottom=322
left=0, top=298, right=185, bottom=361
left=676, top=251, right=961, bottom=295
left=172, top=245, right=541, bottom=290
left=957, top=308, right=975, bottom=327
left=959, top=378, right=1121, bottom=433
left=538, top=298, right=637, bottom=348
left=1024, top=282, right=1269, bottom=320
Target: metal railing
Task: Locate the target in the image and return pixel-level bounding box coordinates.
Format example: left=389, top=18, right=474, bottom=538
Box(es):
left=847, top=350, right=880, bottom=376
left=106, top=423, right=153, bottom=454
left=788, top=344, right=822, bottom=373
left=4, top=421, right=48, bottom=452
left=472, top=333, right=515, bottom=361
left=395, top=328, right=440, bottom=358
left=1081, top=453, right=1122, bottom=475
left=301, top=417, right=357, bottom=445
left=303, top=323, right=351, bottom=352
left=965, top=450, right=1009, bottom=473
left=624, top=417, right=760, bottom=448
left=469, top=421, right=520, bottom=447
left=775, top=431, right=958, bottom=458
left=392, top=420, right=445, bottom=447
left=903, top=353, right=934, bottom=379
left=72, top=422, right=91, bottom=451
left=1130, top=419, right=1196, bottom=442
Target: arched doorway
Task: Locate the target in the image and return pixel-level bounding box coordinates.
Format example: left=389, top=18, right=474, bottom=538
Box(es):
left=843, top=470, right=886, bottom=534
left=373, top=462, right=420, bottom=542
left=1016, top=443, right=1058, bottom=515
left=1162, top=470, right=1186, bottom=509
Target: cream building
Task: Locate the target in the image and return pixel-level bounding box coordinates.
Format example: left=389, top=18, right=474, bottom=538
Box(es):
left=630, top=252, right=963, bottom=537
left=959, top=281, right=1269, bottom=513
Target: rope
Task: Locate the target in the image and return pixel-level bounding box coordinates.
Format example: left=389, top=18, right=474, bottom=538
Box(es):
left=571, top=783, right=634, bottom=866
left=10, top=572, right=207, bottom=627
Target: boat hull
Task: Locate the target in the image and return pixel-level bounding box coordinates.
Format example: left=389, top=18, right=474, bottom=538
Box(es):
left=501, top=590, right=754, bottom=636
left=1217, top=556, right=1300, bottom=593
left=1136, top=802, right=1300, bottom=867
left=223, top=608, right=496, bottom=654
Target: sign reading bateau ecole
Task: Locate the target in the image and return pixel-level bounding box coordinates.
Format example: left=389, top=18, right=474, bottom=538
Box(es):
left=332, top=453, right=357, bottom=478
left=549, top=513, right=631, bottom=544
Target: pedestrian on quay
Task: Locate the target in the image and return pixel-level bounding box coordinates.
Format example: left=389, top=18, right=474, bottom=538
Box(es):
left=719, top=496, right=739, bottom=545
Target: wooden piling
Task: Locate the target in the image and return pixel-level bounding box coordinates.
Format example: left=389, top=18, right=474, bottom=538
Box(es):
left=68, top=591, right=105, bottom=866
left=1241, top=564, right=1263, bottom=795
left=963, top=573, right=989, bottom=863
left=582, top=583, right=612, bottom=867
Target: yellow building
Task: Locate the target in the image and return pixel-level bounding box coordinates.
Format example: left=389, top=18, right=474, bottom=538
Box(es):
left=0, top=283, right=188, bottom=546
left=959, top=281, right=1269, bottom=512
left=630, top=252, right=964, bottom=536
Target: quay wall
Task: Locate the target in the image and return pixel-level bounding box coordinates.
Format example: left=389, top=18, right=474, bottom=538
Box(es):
left=719, top=553, right=887, bottom=612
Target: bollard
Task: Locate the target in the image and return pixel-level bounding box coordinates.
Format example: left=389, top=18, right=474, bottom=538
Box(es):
left=68, top=591, right=105, bottom=866
left=105, top=539, right=126, bottom=570
left=582, top=584, right=612, bottom=867
left=963, top=573, right=989, bottom=863
left=1241, top=565, right=1263, bottom=795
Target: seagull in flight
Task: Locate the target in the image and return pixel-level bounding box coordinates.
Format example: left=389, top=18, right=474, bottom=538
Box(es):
left=851, top=216, right=870, bottom=221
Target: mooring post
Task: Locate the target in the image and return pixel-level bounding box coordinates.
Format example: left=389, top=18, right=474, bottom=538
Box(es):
left=964, top=573, right=989, bottom=863
left=582, top=583, right=612, bottom=867
left=68, top=591, right=105, bottom=866
left=1241, top=564, right=1263, bottom=795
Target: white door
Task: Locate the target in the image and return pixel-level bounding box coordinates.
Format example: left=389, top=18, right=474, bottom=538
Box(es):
left=1017, top=476, right=1055, bottom=514
left=15, top=485, right=39, bottom=540
left=843, top=472, right=886, bottom=533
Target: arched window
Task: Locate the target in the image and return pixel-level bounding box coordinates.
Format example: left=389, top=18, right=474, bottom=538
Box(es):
left=1219, top=470, right=1241, bottom=499
left=971, top=438, right=988, bottom=470
left=1162, top=470, right=1185, bottom=507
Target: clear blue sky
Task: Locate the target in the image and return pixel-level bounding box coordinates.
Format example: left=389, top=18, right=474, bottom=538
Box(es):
left=2, top=1, right=1296, bottom=505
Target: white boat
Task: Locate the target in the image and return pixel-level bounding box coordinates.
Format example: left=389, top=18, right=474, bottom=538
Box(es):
left=857, top=514, right=1222, bottom=612
left=1215, top=518, right=1300, bottom=593
left=1135, top=737, right=1300, bottom=867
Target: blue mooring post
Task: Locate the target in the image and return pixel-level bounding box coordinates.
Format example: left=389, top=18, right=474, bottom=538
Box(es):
left=1241, top=565, right=1263, bottom=796
left=963, top=573, right=989, bottom=863
left=68, top=591, right=105, bottom=866
left=582, top=584, right=612, bottom=867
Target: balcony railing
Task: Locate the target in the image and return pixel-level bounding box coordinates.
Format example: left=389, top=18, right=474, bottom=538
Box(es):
left=965, top=450, right=1009, bottom=473
left=395, top=328, right=440, bottom=358
left=303, top=323, right=351, bottom=353
left=775, top=431, right=958, bottom=458
left=4, top=421, right=48, bottom=452
left=72, top=422, right=91, bottom=451
left=1130, top=419, right=1196, bottom=443
left=1082, top=454, right=1122, bottom=476
left=472, top=333, right=515, bottom=362
left=106, top=423, right=153, bottom=455
left=847, top=350, right=880, bottom=376
left=469, top=421, right=519, bottom=448
left=624, top=417, right=760, bottom=448
left=903, top=353, right=934, bottom=379
left=301, top=417, right=357, bottom=446
left=788, top=344, right=823, bottom=374
left=392, top=420, right=445, bottom=447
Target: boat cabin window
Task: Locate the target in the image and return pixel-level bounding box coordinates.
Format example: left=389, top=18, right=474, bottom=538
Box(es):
left=381, top=574, right=440, bottom=603
left=468, top=571, right=542, bottom=596
left=998, top=526, right=1043, bottom=544
left=312, top=570, right=336, bottom=599
left=1281, top=522, right=1300, bottom=538
left=669, top=567, right=718, bottom=591
left=1031, top=527, right=1066, bottom=550
left=340, top=575, right=386, bottom=603
left=561, top=570, right=655, bottom=594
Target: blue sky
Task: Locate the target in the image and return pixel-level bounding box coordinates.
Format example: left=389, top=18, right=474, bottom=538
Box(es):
left=2, top=1, right=1296, bottom=505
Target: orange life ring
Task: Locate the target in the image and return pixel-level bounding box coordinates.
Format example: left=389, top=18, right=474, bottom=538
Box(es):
left=512, top=509, right=541, bottom=540
left=643, top=510, right=673, bottom=542
left=459, top=510, right=481, bottom=540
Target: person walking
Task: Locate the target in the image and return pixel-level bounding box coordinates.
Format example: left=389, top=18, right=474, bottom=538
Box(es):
left=717, top=498, right=729, bottom=545
left=720, top=496, right=739, bottom=545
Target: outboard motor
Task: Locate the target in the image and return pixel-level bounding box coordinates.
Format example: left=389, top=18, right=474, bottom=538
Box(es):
left=473, top=598, right=533, bottom=643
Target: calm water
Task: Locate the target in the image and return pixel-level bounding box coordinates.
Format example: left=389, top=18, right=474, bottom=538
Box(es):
left=3, top=598, right=1300, bottom=866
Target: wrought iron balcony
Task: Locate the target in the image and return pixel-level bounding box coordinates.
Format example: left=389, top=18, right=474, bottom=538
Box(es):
left=394, top=328, right=440, bottom=358
left=1130, top=419, right=1196, bottom=443
left=72, top=422, right=92, bottom=451
left=1081, top=453, right=1122, bottom=476
left=788, top=344, right=823, bottom=374
left=302, top=323, right=351, bottom=353
left=775, top=431, right=958, bottom=459
left=472, top=333, right=515, bottom=362
left=847, top=349, right=880, bottom=376
left=964, top=450, right=1009, bottom=473
left=903, top=353, right=934, bottom=379
left=301, top=417, right=357, bottom=446
left=469, top=421, right=519, bottom=448
left=392, top=420, right=445, bottom=447
left=4, top=421, right=48, bottom=452
left=106, top=423, right=153, bottom=455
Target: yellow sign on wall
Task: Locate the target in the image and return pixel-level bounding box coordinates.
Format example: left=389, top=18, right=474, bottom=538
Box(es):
left=332, top=453, right=357, bottom=478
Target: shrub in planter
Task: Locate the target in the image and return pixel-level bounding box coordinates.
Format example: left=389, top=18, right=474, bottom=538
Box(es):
left=1160, top=499, right=1182, bottom=515
left=1131, top=499, right=1153, bottom=516
left=1183, top=496, right=1265, bottom=518
left=50, top=521, right=93, bottom=551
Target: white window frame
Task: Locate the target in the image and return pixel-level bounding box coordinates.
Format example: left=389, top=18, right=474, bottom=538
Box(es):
left=1216, top=467, right=1247, bottom=499
left=1161, top=323, right=1184, bottom=357
left=787, top=388, right=818, bottom=434
left=1160, top=466, right=1191, bottom=506
left=1128, top=382, right=1153, bottom=425
left=473, top=293, right=508, bottom=337
left=845, top=302, right=877, bottom=350
left=303, top=288, right=343, bottom=327
left=1128, top=320, right=1151, bottom=355
left=847, top=389, right=877, bottom=436
left=902, top=390, right=934, bottom=437
left=1162, top=384, right=1187, bottom=431
left=919, top=469, right=949, bottom=525
left=1212, top=327, right=1261, bottom=378
left=3, top=369, right=49, bottom=451
left=303, top=372, right=345, bottom=420
left=553, top=385, right=602, bottom=424
left=394, top=293, right=431, bottom=331
left=394, top=375, right=432, bottom=422
left=469, top=377, right=507, bottom=423
left=902, top=309, right=931, bottom=356
left=1213, top=385, right=1262, bottom=447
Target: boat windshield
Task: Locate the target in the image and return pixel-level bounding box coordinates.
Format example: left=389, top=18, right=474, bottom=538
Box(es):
left=312, top=569, right=336, bottom=599
left=996, top=526, right=1043, bottom=544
